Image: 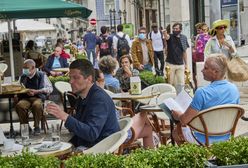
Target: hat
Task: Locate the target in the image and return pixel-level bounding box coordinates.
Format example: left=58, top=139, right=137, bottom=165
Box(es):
left=212, top=19, right=230, bottom=29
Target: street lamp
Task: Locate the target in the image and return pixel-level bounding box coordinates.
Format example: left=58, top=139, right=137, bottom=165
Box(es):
left=123, top=10, right=127, bottom=24
left=118, top=10, right=122, bottom=25
left=109, top=9, right=116, bottom=30
left=118, top=10, right=127, bottom=25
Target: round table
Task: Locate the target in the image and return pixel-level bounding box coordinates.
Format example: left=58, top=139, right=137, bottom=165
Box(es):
left=31, top=141, right=72, bottom=157
left=53, top=68, right=69, bottom=73
left=139, top=105, right=175, bottom=145
left=0, top=141, right=72, bottom=157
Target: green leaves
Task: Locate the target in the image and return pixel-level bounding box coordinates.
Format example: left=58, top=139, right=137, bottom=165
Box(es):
left=65, top=144, right=210, bottom=168
left=210, top=136, right=248, bottom=166
left=0, top=150, right=60, bottom=168
left=49, top=76, right=70, bottom=84
left=139, top=70, right=166, bottom=86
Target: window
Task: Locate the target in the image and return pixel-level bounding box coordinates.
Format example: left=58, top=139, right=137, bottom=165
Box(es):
left=105, top=0, right=115, bottom=15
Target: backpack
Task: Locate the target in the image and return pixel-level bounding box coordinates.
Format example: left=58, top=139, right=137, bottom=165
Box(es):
left=116, top=34, right=130, bottom=59
left=99, top=35, right=112, bottom=57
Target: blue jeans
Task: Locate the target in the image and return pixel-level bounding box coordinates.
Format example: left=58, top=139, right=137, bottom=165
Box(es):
left=86, top=48, right=96, bottom=66
left=144, top=63, right=153, bottom=71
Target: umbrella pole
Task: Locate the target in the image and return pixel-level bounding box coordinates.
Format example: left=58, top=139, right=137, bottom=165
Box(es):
left=7, top=20, right=15, bottom=81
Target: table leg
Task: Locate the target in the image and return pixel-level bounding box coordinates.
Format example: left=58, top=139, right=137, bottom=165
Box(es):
left=170, top=120, right=175, bottom=145
left=8, top=98, right=15, bottom=138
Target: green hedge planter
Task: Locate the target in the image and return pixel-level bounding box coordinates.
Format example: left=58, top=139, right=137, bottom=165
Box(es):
left=0, top=150, right=60, bottom=168
left=65, top=144, right=210, bottom=168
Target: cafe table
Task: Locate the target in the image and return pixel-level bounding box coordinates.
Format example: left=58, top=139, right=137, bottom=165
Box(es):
left=53, top=68, right=69, bottom=73
left=111, top=92, right=159, bottom=112
left=0, top=141, right=72, bottom=158
left=139, top=105, right=175, bottom=145
left=0, top=88, right=29, bottom=138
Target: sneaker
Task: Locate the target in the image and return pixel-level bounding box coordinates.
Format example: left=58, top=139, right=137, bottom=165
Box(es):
left=34, top=127, right=41, bottom=135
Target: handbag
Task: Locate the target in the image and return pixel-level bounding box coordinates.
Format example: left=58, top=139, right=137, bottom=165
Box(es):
left=227, top=57, right=248, bottom=81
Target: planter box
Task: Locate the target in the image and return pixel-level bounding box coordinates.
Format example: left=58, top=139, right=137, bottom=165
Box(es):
left=205, top=160, right=248, bottom=168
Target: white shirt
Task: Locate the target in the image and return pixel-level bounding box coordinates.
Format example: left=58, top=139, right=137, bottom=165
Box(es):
left=113, top=32, right=131, bottom=50
left=150, top=31, right=164, bottom=51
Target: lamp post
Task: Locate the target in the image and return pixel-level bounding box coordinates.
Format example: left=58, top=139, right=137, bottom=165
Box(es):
left=118, top=10, right=127, bottom=25
left=123, top=10, right=127, bottom=24
left=109, top=9, right=113, bottom=29
left=112, top=9, right=116, bottom=30
left=118, top=10, right=122, bottom=25
left=109, top=9, right=116, bottom=30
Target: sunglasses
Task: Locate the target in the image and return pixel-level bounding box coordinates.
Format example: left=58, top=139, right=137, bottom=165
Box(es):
left=216, top=26, right=227, bottom=30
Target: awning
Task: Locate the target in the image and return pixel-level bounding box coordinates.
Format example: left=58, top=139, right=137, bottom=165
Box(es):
left=0, top=0, right=92, bottom=19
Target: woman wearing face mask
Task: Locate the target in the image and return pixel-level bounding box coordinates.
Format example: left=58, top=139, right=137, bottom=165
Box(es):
left=131, top=27, right=154, bottom=71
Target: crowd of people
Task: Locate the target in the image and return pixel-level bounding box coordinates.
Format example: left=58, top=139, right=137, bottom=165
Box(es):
left=15, top=18, right=240, bottom=149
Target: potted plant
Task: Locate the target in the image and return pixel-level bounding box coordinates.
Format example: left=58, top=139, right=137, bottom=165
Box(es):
left=205, top=137, right=248, bottom=167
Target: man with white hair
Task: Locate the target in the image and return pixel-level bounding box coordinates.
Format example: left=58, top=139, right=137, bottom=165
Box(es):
left=172, top=53, right=240, bottom=145
left=16, top=59, right=49, bottom=134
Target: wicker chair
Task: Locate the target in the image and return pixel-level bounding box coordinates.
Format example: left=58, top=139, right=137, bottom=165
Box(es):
left=187, top=104, right=244, bottom=146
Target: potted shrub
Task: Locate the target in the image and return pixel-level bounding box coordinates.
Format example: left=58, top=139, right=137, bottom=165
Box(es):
left=139, top=70, right=166, bottom=88
left=206, top=137, right=248, bottom=167
left=0, top=151, right=60, bottom=168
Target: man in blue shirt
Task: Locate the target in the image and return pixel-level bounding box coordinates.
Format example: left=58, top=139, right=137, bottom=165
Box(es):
left=83, top=27, right=97, bottom=66
left=47, top=59, right=120, bottom=148
left=172, top=53, right=239, bottom=145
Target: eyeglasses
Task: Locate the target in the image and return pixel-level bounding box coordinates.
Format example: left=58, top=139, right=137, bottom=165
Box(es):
left=139, top=32, right=146, bottom=34
left=216, top=26, right=227, bottom=30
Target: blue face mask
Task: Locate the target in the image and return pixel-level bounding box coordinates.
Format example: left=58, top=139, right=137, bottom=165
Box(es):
left=138, top=33, right=146, bottom=40
left=22, top=68, right=30, bottom=76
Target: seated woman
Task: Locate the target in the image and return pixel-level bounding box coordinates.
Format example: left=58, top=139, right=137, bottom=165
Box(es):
left=44, top=46, right=69, bottom=77
left=24, top=40, right=44, bottom=69
left=95, top=69, right=154, bottom=149
left=98, top=55, right=121, bottom=93
left=116, top=55, right=139, bottom=92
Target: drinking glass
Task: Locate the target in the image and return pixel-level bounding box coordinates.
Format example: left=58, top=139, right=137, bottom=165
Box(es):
left=20, top=124, right=29, bottom=146
left=51, top=124, right=60, bottom=142
left=43, top=100, right=53, bottom=115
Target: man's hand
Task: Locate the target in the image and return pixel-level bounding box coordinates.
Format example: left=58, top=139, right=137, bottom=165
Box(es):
left=172, top=110, right=182, bottom=121
left=27, top=89, right=39, bottom=96
left=162, top=29, right=170, bottom=40
left=50, top=71, right=56, bottom=77
left=138, top=64, right=144, bottom=70
left=47, top=103, right=69, bottom=121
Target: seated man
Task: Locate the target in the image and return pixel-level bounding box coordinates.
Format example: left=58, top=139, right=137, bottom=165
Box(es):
left=44, top=46, right=69, bottom=77
left=172, top=53, right=240, bottom=145
left=47, top=59, right=120, bottom=149
left=16, top=59, right=49, bottom=134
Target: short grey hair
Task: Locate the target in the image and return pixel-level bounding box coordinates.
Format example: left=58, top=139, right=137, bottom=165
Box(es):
left=207, top=53, right=227, bottom=77
left=24, top=59, right=36, bottom=67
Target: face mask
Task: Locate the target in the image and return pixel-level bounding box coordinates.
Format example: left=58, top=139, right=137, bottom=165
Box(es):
left=173, top=31, right=181, bottom=36
left=22, top=68, right=30, bottom=76
left=138, top=33, right=146, bottom=40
